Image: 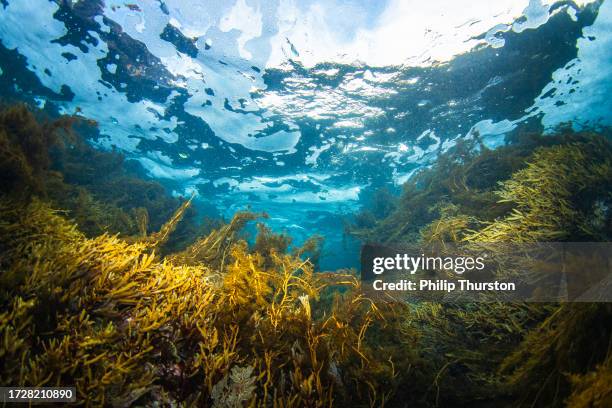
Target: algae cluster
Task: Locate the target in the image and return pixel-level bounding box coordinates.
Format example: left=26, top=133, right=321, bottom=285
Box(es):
left=0, top=104, right=204, bottom=250
left=0, top=105, right=409, bottom=406
left=351, top=127, right=612, bottom=407
left=0, top=104, right=611, bottom=407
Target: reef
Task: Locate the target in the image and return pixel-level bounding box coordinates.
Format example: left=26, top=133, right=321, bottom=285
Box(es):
left=1, top=104, right=611, bottom=407
left=0, top=197, right=407, bottom=406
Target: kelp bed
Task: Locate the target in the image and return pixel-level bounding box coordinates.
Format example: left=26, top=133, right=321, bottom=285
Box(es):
left=0, top=105, right=611, bottom=407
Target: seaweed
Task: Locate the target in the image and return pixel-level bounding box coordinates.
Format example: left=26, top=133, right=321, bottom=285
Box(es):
left=499, top=303, right=612, bottom=407
left=467, top=137, right=612, bottom=243
left=350, top=130, right=611, bottom=245
left=566, top=353, right=612, bottom=408
left=167, top=211, right=263, bottom=271
left=0, top=104, right=67, bottom=195
left=348, top=128, right=612, bottom=407
left=252, top=222, right=292, bottom=269
left=0, top=104, right=203, bottom=244
left=1, top=102, right=611, bottom=407
left=253, top=223, right=325, bottom=270
left=0, top=197, right=407, bottom=406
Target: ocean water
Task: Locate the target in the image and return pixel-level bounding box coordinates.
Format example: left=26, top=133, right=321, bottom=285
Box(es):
left=0, top=0, right=610, bottom=270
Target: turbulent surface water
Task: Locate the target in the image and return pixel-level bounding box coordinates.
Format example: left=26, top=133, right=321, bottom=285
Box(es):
left=1, top=0, right=611, bottom=269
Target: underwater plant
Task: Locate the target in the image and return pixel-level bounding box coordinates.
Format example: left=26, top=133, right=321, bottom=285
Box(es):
left=0, top=102, right=610, bottom=407
left=350, top=128, right=612, bottom=407
left=0, top=195, right=412, bottom=406
left=0, top=104, right=204, bottom=243
left=351, top=130, right=612, bottom=245
left=466, top=137, right=612, bottom=243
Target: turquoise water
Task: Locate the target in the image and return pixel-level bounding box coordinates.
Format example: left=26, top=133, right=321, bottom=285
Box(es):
left=1, top=0, right=611, bottom=269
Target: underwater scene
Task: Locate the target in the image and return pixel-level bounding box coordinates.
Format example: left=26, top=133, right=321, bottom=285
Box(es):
left=0, top=0, right=611, bottom=406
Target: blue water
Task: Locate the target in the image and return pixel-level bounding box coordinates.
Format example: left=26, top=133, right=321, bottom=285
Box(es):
left=1, top=0, right=611, bottom=269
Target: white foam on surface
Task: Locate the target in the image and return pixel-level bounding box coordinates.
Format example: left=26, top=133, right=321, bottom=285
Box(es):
left=0, top=0, right=608, bottom=212
left=532, top=0, right=612, bottom=130
left=0, top=1, right=180, bottom=154
left=137, top=157, right=200, bottom=180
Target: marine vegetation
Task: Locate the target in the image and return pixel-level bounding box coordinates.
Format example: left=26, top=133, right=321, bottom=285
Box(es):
left=351, top=127, right=612, bottom=407
left=0, top=105, right=413, bottom=406
left=0, top=104, right=204, bottom=248
left=0, top=196, right=410, bottom=406
left=352, top=129, right=612, bottom=244
left=0, top=104, right=611, bottom=407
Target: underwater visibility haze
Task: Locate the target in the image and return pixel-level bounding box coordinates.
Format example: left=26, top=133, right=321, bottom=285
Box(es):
left=0, top=0, right=611, bottom=406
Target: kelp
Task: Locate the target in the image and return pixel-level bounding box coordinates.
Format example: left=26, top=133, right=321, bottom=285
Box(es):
left=350, top=128, right=612, bottom=407
left=467, top=138, right=612, bottom=243
left=419, top=203, right=482, bottom=244
left=350, top=137, right=525, bottom=244
left=462, top=134, right=611, bottom=407
left=167, top=211, right=263, bottom=271
left=566, top=353, right=612, bottom=408
left=0, top=103, right=71, bottom=195
left=396, top=301, right=553, bottom=406
left=140, top=194, right=195, bottom=249
left=0, top=198, right=408, bottom=406
left=499, top=303, right=612, bottom=407
left=1, top=102, right=611, bottom=407
left=0, top=104, right=202, bottom=245
left=1, top=104, right=415, bottom=405
left=350, top=130, right=611, bottom=244
left=253, top=223, right=325, bottom=270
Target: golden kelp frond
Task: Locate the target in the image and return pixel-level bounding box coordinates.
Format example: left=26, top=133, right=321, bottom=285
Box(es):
left=566, top=353, right=612, bottom=408
left=419, top=202, right=481, bottom=244
left=0, top=197, right=83, bottom=292
left=0, top=201, right=156, bottom=404
left=167, top=211, right=262, bottom=270
left=139, top=194, right=194, bottom=249
left=420, top=214, right=481, bottom=244
left=133, top=206, right=149, bottom=237
left=413, top=137, right=612, bottom=406
left=215, top=246, right=404, bottom=406
left=0, top=198, right=219, bottom=405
